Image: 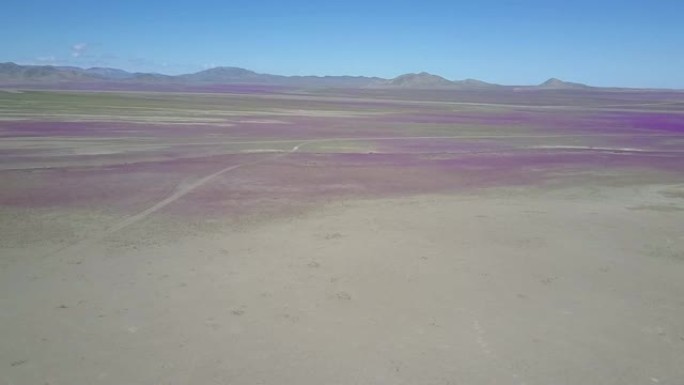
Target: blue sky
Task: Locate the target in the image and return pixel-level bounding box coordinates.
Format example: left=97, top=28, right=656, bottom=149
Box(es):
left=2, top=0, right=683, bottom=88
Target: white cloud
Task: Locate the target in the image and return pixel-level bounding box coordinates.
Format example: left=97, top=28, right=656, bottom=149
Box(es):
left=71, top=43, right=89, bottom=57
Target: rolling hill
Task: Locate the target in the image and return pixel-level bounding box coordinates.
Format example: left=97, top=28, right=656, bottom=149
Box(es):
left=0, top=62, right=624, bottom=91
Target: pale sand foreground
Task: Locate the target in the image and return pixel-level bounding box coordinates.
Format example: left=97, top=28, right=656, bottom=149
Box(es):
left=2, top=185, right=684, bottom=385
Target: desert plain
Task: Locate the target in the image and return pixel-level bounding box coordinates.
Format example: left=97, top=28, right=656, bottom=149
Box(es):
left=1, top=87, right=684, bottom=384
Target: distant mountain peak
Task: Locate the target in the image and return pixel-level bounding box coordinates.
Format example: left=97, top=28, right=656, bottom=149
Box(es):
left=539, top=77, right=590, bottom=89
left=198, top=66, right=256, bottom=75
left=384, top=72, right=454, bottom=88
left=394, top=72, right=449, bottom=81
left=179, top=66, right=264, bottom=82
left=84, top=67, right=134, bottom=79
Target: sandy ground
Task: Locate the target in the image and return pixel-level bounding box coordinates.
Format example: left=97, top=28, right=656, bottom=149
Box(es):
left=1, top=89, right=683, bottom=384
left=2, top=184, right=684, bottom=385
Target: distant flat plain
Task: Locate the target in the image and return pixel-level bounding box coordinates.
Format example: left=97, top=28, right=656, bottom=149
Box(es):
left=1, top=87, right=684, bottom=385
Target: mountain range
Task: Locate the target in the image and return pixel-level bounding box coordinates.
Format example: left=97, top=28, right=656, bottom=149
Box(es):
left=0, top=62, right=594, bottom=90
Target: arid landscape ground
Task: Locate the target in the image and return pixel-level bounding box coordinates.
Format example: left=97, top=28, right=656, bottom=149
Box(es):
left=1, top=87, right=684, bottom=384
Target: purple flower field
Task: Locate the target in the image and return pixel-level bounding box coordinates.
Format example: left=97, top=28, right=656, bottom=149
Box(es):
left=1, top=89, right=683, bottom=221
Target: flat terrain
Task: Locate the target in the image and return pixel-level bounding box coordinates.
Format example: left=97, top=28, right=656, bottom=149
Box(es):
left=1, top=88, right=684, bottom=384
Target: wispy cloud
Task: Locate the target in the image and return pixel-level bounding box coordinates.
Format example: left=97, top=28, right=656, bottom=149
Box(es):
left=71, top=43, right=89, bottom=57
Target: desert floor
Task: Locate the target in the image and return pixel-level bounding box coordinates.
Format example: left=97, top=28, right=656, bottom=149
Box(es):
left=1, top=88, right=683, bottom=384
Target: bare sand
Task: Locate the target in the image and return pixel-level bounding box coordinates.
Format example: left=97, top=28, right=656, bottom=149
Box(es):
left=2, top=184, right=683, bottom=385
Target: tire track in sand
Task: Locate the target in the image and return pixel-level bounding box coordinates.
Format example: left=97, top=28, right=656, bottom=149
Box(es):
left=103, top=143, right=305, bottom=233
left=44, top=142, right=305, bottom=260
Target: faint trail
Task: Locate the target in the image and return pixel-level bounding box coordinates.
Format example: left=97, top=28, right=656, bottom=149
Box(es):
left=449, top=305, right=528, bottom=385
left=472, top=319, right=494, bottom=357
left=102, top=163, right=243, bottom=235
left=43, top=142, right=305, bottom=260
left=466, top=313, right=528, bottom=385
left=100, top=141, right=303, bottom=234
